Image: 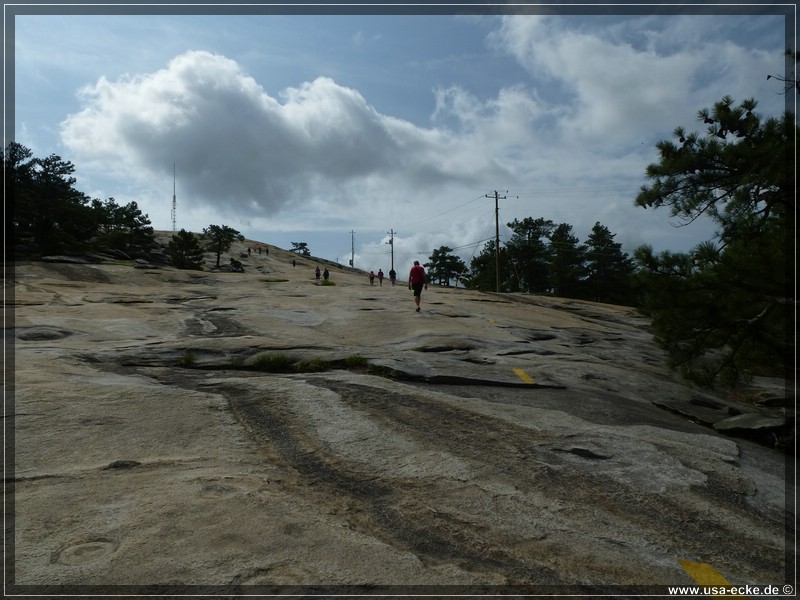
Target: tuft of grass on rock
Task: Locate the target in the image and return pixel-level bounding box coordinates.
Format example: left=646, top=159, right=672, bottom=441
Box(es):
left=320, top=279, right=336, bottom=286
left=295, top=358, right=329, bottom=372
left=251, top=352, right=294, bottom=373
left=242, top=352, right=381, bottom=376
left=344, top=354, right=369, bottom=368
left=178, top=350, right=195, bottom=366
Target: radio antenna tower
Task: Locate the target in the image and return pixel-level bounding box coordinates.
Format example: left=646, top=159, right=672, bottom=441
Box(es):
left=171, top=163, right=177, bottom=232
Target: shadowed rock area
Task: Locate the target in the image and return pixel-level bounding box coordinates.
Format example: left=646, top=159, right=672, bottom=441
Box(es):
left=8, top=235, right=793, bottom=595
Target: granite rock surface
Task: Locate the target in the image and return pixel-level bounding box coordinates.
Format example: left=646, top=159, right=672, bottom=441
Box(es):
left=8, top=236, right=793, bottom=594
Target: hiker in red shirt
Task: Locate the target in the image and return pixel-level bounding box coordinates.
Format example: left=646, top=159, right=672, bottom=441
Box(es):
left=408, top=260, right=428, bottom=312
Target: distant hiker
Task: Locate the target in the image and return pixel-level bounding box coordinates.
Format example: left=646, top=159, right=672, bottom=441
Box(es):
left=315, top=266, right=321, bottom=280
left=377, top=269, right=384, bottom=286
left=247, top=247, right=251, bottom=256
left=408, top=260, right=428, bottom=312
left=323, top=268, right=330, bottom=281
left=293, top=259, right=296, bottom=268
left=369, top=271, right=375, bottom=285
left=389, top=269, right=397, bottom=286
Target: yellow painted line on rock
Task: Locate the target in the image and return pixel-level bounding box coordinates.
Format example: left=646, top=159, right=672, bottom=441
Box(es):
left=679, top=559, right=746, bottom=598
left=512, top=368, right=536, bottom=384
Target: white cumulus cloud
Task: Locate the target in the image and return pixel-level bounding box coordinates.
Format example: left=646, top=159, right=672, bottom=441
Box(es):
left=54, top=13, right=784, bottom=262
left=61, top=50, right=510, bottom=223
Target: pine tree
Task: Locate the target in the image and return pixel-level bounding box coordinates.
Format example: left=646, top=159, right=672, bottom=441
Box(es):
left=6, top=143, right=95, bottom=255
left=633, top=96, right=793, bottom=385
left=118, top=201, right=155, bottom=253
left=547, top=223, right=586, bottom=298
left=203, top=224, right=244, bottom=268
left=425, top=246, right=467, bottom=286
left=505, top=217, right=554, bottom=293
left=168, top=229, right=205, bottom=270
left=290, top=242, right=311, bottom=256
left=464, top=240, right=508, bottom=291
left=90, top=198, right=155, bottom=254
left=584, top=222, right=634, bottom=305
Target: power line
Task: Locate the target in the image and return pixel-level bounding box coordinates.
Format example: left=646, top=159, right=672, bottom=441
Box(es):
left=507, top=185, right=638, bottom=197
left=424, top=193, right=487, bottom=221
left=356, top=185, right=651, bottom=269
left=409, top=193, right=491, bottom=232
left=406, top=184, right=643, bottom=241
left=389, top=236, right=497, bottom=257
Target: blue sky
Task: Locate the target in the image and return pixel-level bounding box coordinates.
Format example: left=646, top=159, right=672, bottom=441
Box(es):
left=11, top=4, right=793, bottom=272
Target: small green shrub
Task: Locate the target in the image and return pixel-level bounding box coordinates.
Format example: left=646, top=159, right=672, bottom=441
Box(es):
left=295, top=358, right=329, bottom=373
left=345, top=354, right=368, bottom=368
left=320, top=279, right=336, bottom=286
left=251, top=352, right=293, bottom=372
left=178, top=350, right=195, bottom=366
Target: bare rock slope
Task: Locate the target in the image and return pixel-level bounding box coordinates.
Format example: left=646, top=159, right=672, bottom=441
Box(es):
left=9, top=237, right=792, bottom=594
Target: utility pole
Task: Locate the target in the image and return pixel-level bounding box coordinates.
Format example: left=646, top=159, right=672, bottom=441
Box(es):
left=387, top=229, right=395, bottom=272
left=350, top=230, right=355, bottom=267
left=171, top=163, right=177, bottom=232
left=485, top=190, right=507, bottom=293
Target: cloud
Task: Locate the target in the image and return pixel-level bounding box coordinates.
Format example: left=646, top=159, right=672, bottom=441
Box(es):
left=56, top=14, right=783, bottom=263
left=60, top=50, right=508, bottom=223
left=490, top=14, right=785, bottom=148
left=355, top=216, right=495, bottom=275
left=352, top=30, right=382, bottom=46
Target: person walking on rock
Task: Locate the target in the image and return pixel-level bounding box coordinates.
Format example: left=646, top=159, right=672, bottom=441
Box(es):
left=377, top=269, right=384, bottom=287
left=389, top=268, right=397, bottom=286
left=408, top=260, right=428, bottom=312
